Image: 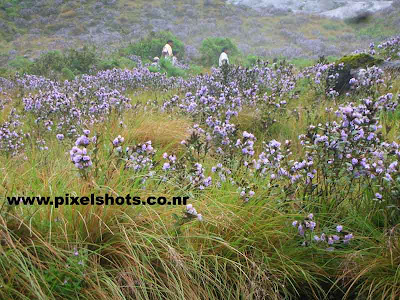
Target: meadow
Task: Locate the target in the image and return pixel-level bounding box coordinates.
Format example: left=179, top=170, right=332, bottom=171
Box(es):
left=0, top=36, right=400, bottom=300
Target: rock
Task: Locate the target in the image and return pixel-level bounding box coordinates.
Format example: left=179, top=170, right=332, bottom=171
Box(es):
left=327, top=53, right=384, bottom=94
left=322, top=2, right=393, bottom=19
left=227, top=0, right=394, bottom=19
left=337, top=53, right=384, bottom=69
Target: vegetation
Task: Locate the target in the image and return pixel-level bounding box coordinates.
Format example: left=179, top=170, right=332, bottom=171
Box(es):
left=337, top=53, right=384, bottom=69
left=120, top=31, right=185, bottom=61
left=0, top=0, right=399, bottom=68
left=0, top=35, right=399, bottom=299
left=199, top=37, right=240, bottom=66
left=7, top=47, right=100, bottom=79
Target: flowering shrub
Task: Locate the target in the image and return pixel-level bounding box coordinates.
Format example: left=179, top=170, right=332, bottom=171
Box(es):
left=377, top=36, right=400, bottom=60
left=2, top=35, right=400, bottom=230
left=0, top=109, right=25, bottom=156
left=349, top=66, right=386, bottom=96
left=123, top=141, right=157, bottom=183
left=292, top=214, right=354, bottom=250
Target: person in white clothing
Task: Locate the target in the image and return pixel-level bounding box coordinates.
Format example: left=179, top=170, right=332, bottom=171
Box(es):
left=219, top=47, right=229, bottom=67
left=162, top=40, right=174, bottom=60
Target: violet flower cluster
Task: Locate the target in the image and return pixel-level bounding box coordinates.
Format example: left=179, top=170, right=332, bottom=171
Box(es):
left=292, top=214, right=354, bottom=250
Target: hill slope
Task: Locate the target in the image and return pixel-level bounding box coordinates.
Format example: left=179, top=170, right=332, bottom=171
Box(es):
left=0, top=0, right=399, bottom=65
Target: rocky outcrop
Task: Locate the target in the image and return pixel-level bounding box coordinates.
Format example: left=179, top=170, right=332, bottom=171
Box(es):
left=228, top=0, right=394, bottom=19
left=327, top=53, right=384, bottom=94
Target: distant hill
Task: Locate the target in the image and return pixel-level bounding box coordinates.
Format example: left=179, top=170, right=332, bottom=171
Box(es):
left=0, top=0, right=399, bottom=66
left=228, top=0, right=394, bottom=18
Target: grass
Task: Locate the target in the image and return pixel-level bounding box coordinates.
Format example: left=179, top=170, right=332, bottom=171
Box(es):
left=0, top=3, right=399, bottom=297
left=0, top=70, right=399, bottom=299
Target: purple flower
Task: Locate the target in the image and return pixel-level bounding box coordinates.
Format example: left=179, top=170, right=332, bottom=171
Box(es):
left=298, top=224, right=305, bottom=236
left=75, top=135, right=90, bottom=146
left=343, top=234, right=354, bottom=244
left=112, top=135, right=124, bottom=147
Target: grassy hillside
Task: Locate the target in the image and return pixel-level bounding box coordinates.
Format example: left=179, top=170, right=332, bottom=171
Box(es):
left=0, top=0, right=400, bottom=66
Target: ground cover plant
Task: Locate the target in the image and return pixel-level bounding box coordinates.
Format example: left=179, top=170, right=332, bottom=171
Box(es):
left=0, top=35, right=399, bottom=300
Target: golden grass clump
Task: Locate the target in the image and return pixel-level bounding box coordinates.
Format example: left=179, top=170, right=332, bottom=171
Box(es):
left=127, top=113, right=192, bottom=150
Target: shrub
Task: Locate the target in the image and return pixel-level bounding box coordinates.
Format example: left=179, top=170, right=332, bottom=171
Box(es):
left=199, top=37, right=239, bottom=66
left=64, top=46, right=98, bottom=74
left=25, top=50, right=66, bottom=76
left=187, top=64, right=203, bottom=76
left=117, top=57, right=136, bottom=69
left=61, top=67, right=75, bottom=81
left=99, top=56, right=137, bottom=70
left=244, top=54, right=264, bottom=67
left=8, top=56, right=33, bottom=70
left=98, top=58, right=120, bottom=71
left=14, top=46, right=99, bottom=78
left=121, top=31, right=185, bottom=61
left=159, top=58, right=186, bottom=78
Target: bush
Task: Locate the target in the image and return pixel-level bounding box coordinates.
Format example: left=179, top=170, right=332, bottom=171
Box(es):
left=98, top=58, right=120, bottom=71
left=244, top=54, right=264, bottom=67
left=64, top=46, right=98, bottom=74
left=25, top=50, right=66, bottom=76
left=98, top=57, right=137, bottom=70
left=117, top=57, right=137, bottom=69
left=199, top=37, right=239, bottom=66
left=187, top=64, right=203, bottom=76
left=18, top=46, right=99, bottom=78
left=159, top=58, right=186, bottom=78
left=121, top=31, right=185, bottom=61
left=61, top=67, right=75, bottom=81
left=8, top=56, right=33, bottom=70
